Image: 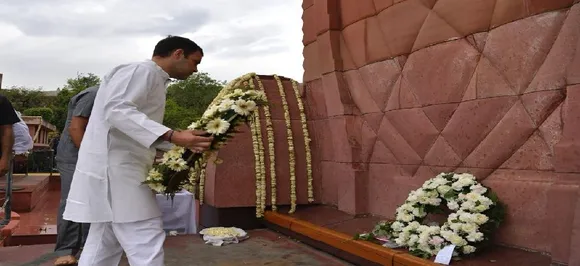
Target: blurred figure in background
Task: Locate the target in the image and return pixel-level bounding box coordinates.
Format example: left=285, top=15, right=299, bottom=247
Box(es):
left=12, top=110, right=33, bottom=155
left=53, top=86, right=98, bottom=266
left=0, top=94, right=19, bottom=177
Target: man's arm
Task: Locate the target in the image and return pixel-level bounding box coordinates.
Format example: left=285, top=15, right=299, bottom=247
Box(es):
left=100, top=66, right=213, bottom=153
left=102, top=65, right=171, bottom=148
left=68, top=116, right=89, bottom=148
left=1, top=125, right=14, bottom=157
left=68, top=90, right=97, bottom=148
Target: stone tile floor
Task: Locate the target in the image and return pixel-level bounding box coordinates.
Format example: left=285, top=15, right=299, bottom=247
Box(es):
left=0, top=230, right=352, bottom=266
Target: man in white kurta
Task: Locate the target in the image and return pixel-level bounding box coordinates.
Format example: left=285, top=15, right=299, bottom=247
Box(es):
left=63, top=36, right=212, bottom=266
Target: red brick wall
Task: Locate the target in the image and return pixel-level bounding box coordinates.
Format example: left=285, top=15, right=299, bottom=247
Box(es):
left=302, top=0, right=580, bottom=264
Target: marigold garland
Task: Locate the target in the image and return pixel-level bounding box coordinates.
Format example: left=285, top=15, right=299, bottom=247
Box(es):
left=273, top=75, right=297, bottom=214
left=290, top=80, right=313, bottom=203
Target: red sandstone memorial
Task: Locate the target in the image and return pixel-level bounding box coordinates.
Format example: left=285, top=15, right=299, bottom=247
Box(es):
left=2, top=0, right=580, bottom=265
left=202, top=1, right=580, bottom=265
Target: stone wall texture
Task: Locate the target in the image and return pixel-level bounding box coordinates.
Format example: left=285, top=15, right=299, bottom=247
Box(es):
left=302, top=0, right=580, bottom=264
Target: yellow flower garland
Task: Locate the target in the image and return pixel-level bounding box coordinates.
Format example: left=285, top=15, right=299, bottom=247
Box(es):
left=274, top=75, right=297, bottom=214
left=255, top=76, right=277, bottom=212
left=290, top=80, right=314, bottom=203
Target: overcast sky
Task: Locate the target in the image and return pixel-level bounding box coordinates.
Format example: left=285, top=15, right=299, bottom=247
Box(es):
left=0, top=0, right=304, bottom=90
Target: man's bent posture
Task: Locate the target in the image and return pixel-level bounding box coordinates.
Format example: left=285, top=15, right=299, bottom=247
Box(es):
left=63, top=36, right=213, bottom=266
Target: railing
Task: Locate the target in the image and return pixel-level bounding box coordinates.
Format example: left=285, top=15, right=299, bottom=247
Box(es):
left=0, top=153, right=14, bottom=227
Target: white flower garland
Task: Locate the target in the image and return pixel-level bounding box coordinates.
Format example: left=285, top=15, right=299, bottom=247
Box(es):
left=357, top=172, right=505, bottom=259
left=144, top=73, right=268, bottom=201
left=273, top=75, right=297, bottom=214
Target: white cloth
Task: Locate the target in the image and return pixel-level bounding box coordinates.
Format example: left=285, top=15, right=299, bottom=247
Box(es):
left=78, top=216, right=165, bottom=266
left=12, top=111, right=33, bottom=155
left=63, top=60, right=173, bottom=223
left=156, top=190, right=197, bottom=234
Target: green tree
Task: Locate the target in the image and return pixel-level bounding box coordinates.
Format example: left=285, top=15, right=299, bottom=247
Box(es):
left=164, top=72, right=225, bottom=129
left=22, top=107, right=55, bottom=121
left=51, top=73, right=101, bottom=131
left=1, top=86, right=54, bottom=111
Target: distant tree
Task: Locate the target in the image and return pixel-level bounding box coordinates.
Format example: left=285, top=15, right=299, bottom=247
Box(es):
left=51, top=73, right=101, bottom=131
left=22, top=107, right=54, bottom=121
left=3, top=71, right=225, bottom=132
left=164, top=72, right=225, bottom=129
left=2, top=86, right=54, bottom=111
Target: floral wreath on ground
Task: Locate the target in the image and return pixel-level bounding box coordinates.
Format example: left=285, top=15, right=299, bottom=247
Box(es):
left=356, top=172, right=505, bottom=260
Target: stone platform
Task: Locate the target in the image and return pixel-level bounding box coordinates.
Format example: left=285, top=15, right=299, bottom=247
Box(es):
left=265, top=205, right=552, bottom=266
left=0, top=230, right=351, bottom=266
left=0, top=173, right=52, bottom=212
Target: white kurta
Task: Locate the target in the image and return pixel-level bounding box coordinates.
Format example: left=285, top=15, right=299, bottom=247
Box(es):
left=63, top=60, right=172, bottom=223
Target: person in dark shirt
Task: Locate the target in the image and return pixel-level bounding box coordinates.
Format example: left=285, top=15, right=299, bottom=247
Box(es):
left=0, top=94, right=20, bottom=177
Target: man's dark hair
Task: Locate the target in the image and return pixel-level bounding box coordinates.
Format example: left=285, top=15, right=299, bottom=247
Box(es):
left=153, top=35, right=204, bottom=58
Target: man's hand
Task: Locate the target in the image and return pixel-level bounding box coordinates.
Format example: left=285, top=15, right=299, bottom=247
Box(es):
left=0, top=157, right=10, bottom=177
left=170, top=130, right=214, bottom=153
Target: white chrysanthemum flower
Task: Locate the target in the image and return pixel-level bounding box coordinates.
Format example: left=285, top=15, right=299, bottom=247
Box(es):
left=187, top=122, right=199, bottom=130
left=205, top=118, right=230, bottom=135
left=473, top=214, right=489, bottom=225
left=408, top=234, right=419, bottom=246
left=412, top=207, right=426, bottom=218
left=466, top=232, right=484, bottom=242
left=450, top=223, right=462, bottom=231
left=391, top=221, right=404, bottom=232
left=461, top=223, right=478, bottom=234
left=448, top=234, right=467, bottom=247
left=244, top=90, right=264, bottom=100
left=149, top=183, right=166, bottom=193
left=448, top=213, right=459, bottom=222
left=203, top=105, right=220, bottom=118
left=459, top=212, right=474, bottom=223
left=462, top=245, right=476, bottom=254
left=461, top=200, right=476, bottom=211
left=147, top=168, right=163, bottom=181
left=429, top=236, right=445, bottom=246
left=437, top=185, right=452, bottom=195
left=232, top=99, right=257, bottom=116
left=218, top=99, right=235, bottom=112
left=470, top=184, right=487, bottom=194
left=167, top=158, right=188, bottom=172
left=447, top=200, right=459, bottom=210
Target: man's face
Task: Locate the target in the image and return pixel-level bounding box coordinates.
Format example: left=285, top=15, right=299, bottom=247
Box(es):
left=170, top=49, right=203, bottom=80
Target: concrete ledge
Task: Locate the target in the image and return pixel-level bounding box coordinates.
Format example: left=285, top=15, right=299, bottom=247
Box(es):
left=264, top=211, right=439, bottom=266
left=0, top=212, right=21, bottom=246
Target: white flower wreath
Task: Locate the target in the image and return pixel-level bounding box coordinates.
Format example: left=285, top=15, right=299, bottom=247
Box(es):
left=356, top=172, right=505, bottom=259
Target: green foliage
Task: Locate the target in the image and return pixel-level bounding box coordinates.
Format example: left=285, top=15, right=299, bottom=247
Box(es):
left=163, top=99, right=196, bottom=130
left=2, top=73, right=100, bottom=132
left=2, top=71, right=224, bottom=132
left=23, top=107, right=54, bottom=121
left=50, top=73, right=101, bottom=131
left=1, top=86, right=54, bottom=111
left=163, top=72, right=225, bottom=129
